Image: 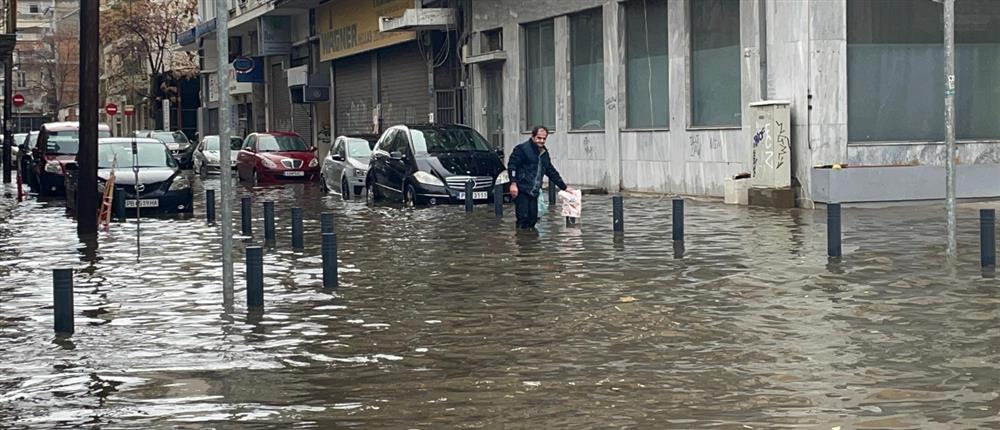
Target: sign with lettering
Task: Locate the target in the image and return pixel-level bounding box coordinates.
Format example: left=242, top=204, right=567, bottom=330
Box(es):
left=318, top=0, right=415, bottom=62
left=258, top=16, right=292, bottom=56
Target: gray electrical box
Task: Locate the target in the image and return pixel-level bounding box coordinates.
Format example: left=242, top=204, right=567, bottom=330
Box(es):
left=749, top=100, right=792, bottom=189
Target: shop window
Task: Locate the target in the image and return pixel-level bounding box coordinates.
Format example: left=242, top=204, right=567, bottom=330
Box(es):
left=570, top=8, right=605, bottom=130
left=625, top=0, right=668, bottom=129
left=956, top=0, right=1000, bottom=139
left=524, top=19, right=555, bottom=130
left=690, top=0, right=741, bottom=127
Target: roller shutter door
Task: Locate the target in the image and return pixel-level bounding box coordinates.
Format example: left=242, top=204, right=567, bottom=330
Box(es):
left=292, top=104, right=312, bottom=145
left=334, top=53, right=373, bottom=135
left=378, top=41, right=429, bottom=130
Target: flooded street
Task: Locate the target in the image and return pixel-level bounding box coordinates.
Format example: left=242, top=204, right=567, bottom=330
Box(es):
left=1, top=175, right=998, bottom=428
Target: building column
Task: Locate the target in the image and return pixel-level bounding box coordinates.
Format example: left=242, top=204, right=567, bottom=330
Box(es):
left=603, top=0, right=622, bottom=193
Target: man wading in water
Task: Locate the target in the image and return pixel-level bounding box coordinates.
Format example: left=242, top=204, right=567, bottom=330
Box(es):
left=507, top=126, right=571, bottom=230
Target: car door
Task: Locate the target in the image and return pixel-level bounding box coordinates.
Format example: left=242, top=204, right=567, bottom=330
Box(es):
left=384, top=130, right=412, bottom=198
left=370, top=130, right=395, bottom=192
left=329, top=138, right=345, bottom=184
left=237, top=135, right=255, bottom=180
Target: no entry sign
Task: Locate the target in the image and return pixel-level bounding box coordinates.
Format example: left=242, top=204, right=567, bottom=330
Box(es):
left=12, top=93, right=24, bottom=107
left=105, top=103, right=118, bottom=116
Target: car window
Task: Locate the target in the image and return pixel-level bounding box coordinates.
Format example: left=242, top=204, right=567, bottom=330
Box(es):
left=99, top=143, right=178, bottom=169
left=375, top=130, right=394, bottom=153
left=346, top=139, right=373, bottom=158
left=332, top=139, right=343, bottom=158
left=244, top=136, right=254, bottom=150
left=391, top=131, right=409, bottom=155
left=409, top=127, right=492, bottom=154
left=25, top=132, right=38, bottom=149
left=258, top=135, right=308, bottom=152
left=152, top=131, right=189, bottom=143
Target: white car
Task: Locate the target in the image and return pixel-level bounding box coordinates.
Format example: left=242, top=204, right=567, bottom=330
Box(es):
left=321, top=136, right=374, bottom=199
left=193, top=135, right=242, bottom=174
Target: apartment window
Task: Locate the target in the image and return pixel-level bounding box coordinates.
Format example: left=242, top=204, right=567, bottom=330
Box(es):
left=16, top=72, right=26, bottom=88
left=690, top=0, right=741, bottom=127
left=29, top=4, right=40, bottom=13
left=625, top=0, right=668, bottom=129
left=570, top=9, right=604, bottom=130
left=481, top=28, right=502, bottom=53
left=524, top=20, right=555, bottom=130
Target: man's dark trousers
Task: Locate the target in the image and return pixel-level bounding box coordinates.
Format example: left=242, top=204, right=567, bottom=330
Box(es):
left=515, top=192, right=539, bottom=229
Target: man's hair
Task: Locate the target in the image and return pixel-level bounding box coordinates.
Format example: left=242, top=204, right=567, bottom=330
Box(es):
left=531, top=126, right=549, bottom=137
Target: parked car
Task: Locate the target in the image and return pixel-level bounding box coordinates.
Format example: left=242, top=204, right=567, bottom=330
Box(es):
left=193, top=135, right=242, bottom=174
left=321, top=135, right=376, bottom=199
left=17, top=131, right=39, bottom=189
left=8, top=132, right=26, bottom=160
left=71, top=138, right=192, bottom=215
left=142, top=130, right=194, bottom=168
left=236, top=132, right=319, bottom=183
left=365, top=124, right=509, bottom=207
left=31, top=122, right=112, bottom=197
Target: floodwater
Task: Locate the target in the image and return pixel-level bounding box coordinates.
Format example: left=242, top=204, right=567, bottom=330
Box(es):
left=0, top=174, right=998, bottom=429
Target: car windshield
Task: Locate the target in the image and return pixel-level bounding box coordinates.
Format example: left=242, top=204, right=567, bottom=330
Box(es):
left=46, top=130, right=113, bottom=154
left=203, top=136, right=242, bottom=151
left=258, top=135, right=308, bottom=152
left=152, top=131, right=189, bottom=144
left=408, top=127, right=493, bottom=154
left=346, top=139, right=373, bottom=157
left=98, top=143, right=177, bottom=169
left=25, top=133, right=38, bottom=149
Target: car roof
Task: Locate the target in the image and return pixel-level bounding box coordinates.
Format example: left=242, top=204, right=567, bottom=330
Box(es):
left=98, top=138, right=163, bottom=145
left=394, top=123, right=474, bottom=131
left=253, top=131, right=300, bottom=137
left=43, top=121, right=112, bottom=131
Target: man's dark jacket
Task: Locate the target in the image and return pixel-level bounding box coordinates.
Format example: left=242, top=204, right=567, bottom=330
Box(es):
left=507, top=140, right=566, bottom=197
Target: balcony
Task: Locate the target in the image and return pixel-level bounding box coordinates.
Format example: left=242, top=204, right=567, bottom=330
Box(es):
left=379, top=8, right=456, bottom=33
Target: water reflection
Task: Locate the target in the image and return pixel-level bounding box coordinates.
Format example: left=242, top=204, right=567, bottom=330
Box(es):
left=0, top=178, right=998, bottom=428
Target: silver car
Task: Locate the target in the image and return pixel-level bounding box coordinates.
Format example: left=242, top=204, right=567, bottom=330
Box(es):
left=193, top=135, right=242, bottom=174
left=321, top=136, right=374, bottom=199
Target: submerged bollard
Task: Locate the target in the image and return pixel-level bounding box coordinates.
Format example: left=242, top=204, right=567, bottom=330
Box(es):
left=672, top=198, right=685, bottom=242
left=494, top=184, right=503, bottom=218
left=465, top=179, right=474, bottom=213
left=241, top=196, right=252, bottom=236
left=321, top=212, right=335, bottom=235
left=982, top=209, right=996, bottom=268
left=322, top=232, right=338, bottom=289
left=263, top=201, right=275, bottom=243
left=827, top=203, right=842, bottom=258
left=205, top=189, right=216, bottom=224
left=549, top=181, right=557, bottom=205
left=612, top=195, right=624, bottom=233
left=291, top=208, right=304, bottom=249
left=246, top=247, right=264, bottom=309
left=53, top=269, right=74, bottom=334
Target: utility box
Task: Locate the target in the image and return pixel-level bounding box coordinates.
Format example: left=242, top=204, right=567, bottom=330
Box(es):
left=749, top=100, right=792, bottom=188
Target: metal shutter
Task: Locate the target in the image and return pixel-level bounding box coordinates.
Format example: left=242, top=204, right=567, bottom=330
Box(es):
left=292, top=104, right=312, bottom=145
left=270, top=62, right=292, bottom=132
left=334, top=53, right=373, bottom=135
left=378, top=41, right=429, bottom=129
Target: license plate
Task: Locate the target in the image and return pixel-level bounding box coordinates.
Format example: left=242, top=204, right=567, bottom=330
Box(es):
left=458, top=191, right=488, bottom=200
left=284, top=171, right=305, bottom=177
left=125, top=199, right=159, bottom=208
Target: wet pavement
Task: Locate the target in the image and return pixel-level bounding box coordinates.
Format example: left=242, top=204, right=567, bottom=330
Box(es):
left=0, top=174, right=998, bottom=428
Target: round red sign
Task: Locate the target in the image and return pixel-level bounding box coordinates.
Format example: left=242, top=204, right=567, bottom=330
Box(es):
left=123, top=105, right=135, bottom=116
left=105, top=103, right=118, bottom=116
left=12, top=93, right=24, bottom=107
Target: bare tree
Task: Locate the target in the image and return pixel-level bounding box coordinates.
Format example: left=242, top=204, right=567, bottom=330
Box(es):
left=30, top=19, right=79, bottom=117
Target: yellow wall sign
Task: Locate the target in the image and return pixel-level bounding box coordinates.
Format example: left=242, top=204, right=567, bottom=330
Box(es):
left=318, top=0, right=416, bottom=62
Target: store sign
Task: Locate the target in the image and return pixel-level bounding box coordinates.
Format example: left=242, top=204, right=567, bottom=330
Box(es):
left=317, top=0, right=415, bottom=62
left=229, top=64, right=253, bottom=95
left=235, top=57, right=265, bottom=83
left=258, top=16, right=292, bottom=56
left=207, top=73, right=219, bottom=102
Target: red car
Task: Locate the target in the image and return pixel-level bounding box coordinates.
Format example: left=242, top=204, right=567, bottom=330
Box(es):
left=236, top=132, right=319, bottom=183
left=31, top=121, right=112, bottom=197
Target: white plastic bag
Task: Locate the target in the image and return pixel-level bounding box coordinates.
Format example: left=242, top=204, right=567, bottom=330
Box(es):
left=537, top=193, right=548, bottom=213
left=558, top=189, right=582, bottom=218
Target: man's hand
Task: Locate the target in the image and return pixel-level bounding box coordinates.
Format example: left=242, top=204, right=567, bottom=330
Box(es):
left=509, top=182, right=518, bottom=198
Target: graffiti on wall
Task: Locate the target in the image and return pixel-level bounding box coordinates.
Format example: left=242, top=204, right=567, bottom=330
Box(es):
left=751, top=123, right=769, bottom=177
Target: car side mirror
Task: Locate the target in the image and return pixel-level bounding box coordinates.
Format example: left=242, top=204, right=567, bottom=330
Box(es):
left=331, top=153, right=343, bottom=161
left=246, top=147, right=256, bottom=153
left=389, top=151, right=403, bottom=160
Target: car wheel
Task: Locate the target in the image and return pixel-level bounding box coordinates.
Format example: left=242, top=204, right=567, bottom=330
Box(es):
left=341, top=177, right=350, bottom=201
left=403, top=183, right=417, bottom=207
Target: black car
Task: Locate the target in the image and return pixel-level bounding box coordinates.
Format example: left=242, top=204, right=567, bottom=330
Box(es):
left=365, top=124, right=510, bottom=206
left=143, top=130, right=195, bottom=169
left=17, top=131, right=38, bottom=190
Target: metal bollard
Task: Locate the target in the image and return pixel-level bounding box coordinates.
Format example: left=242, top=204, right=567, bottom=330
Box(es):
left=549, top=181, right=557, bottom=205
left=465, top=179, right=474, bottom=213
left=566, top=216, right=577, bottom=227
left=113, top=188, right=127, bottom=221
left=322, top=232, right=338, bottom=289
left=982, top=209, right=996, bottom=268
left=205, top=189, right=215, bottom=224
left=53, top=269, right=74, bottom=334
left=291, top=207, right=304, bottom=249
left=612, top=195, right=624, bottom=233
left=241, top=196, right=252, bottom=236
left=827, top=203, right=842, bottom=258
left=672, top=198, right=685, bottom=242
left=263, top=201, right=275, bottom=242
left=321, top=212, right=335, bottom=235
left=246, top=247, right=264, bottom=309
left=494, top=184, right=503, bottom=218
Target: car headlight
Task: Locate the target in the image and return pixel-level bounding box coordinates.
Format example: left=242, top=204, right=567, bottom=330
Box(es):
left=355, top=169, right=366, bottom=177
left=168, top=176, right=191, bottom=191
left=260, top=157, right=278, bottom=169
left=45, top=160, right=62, bottom=174
left=309, top=158, right=319, bottom=168
left=494, top=170, right=510, bottom=185
left=412, top=171, right=444, bottom=186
